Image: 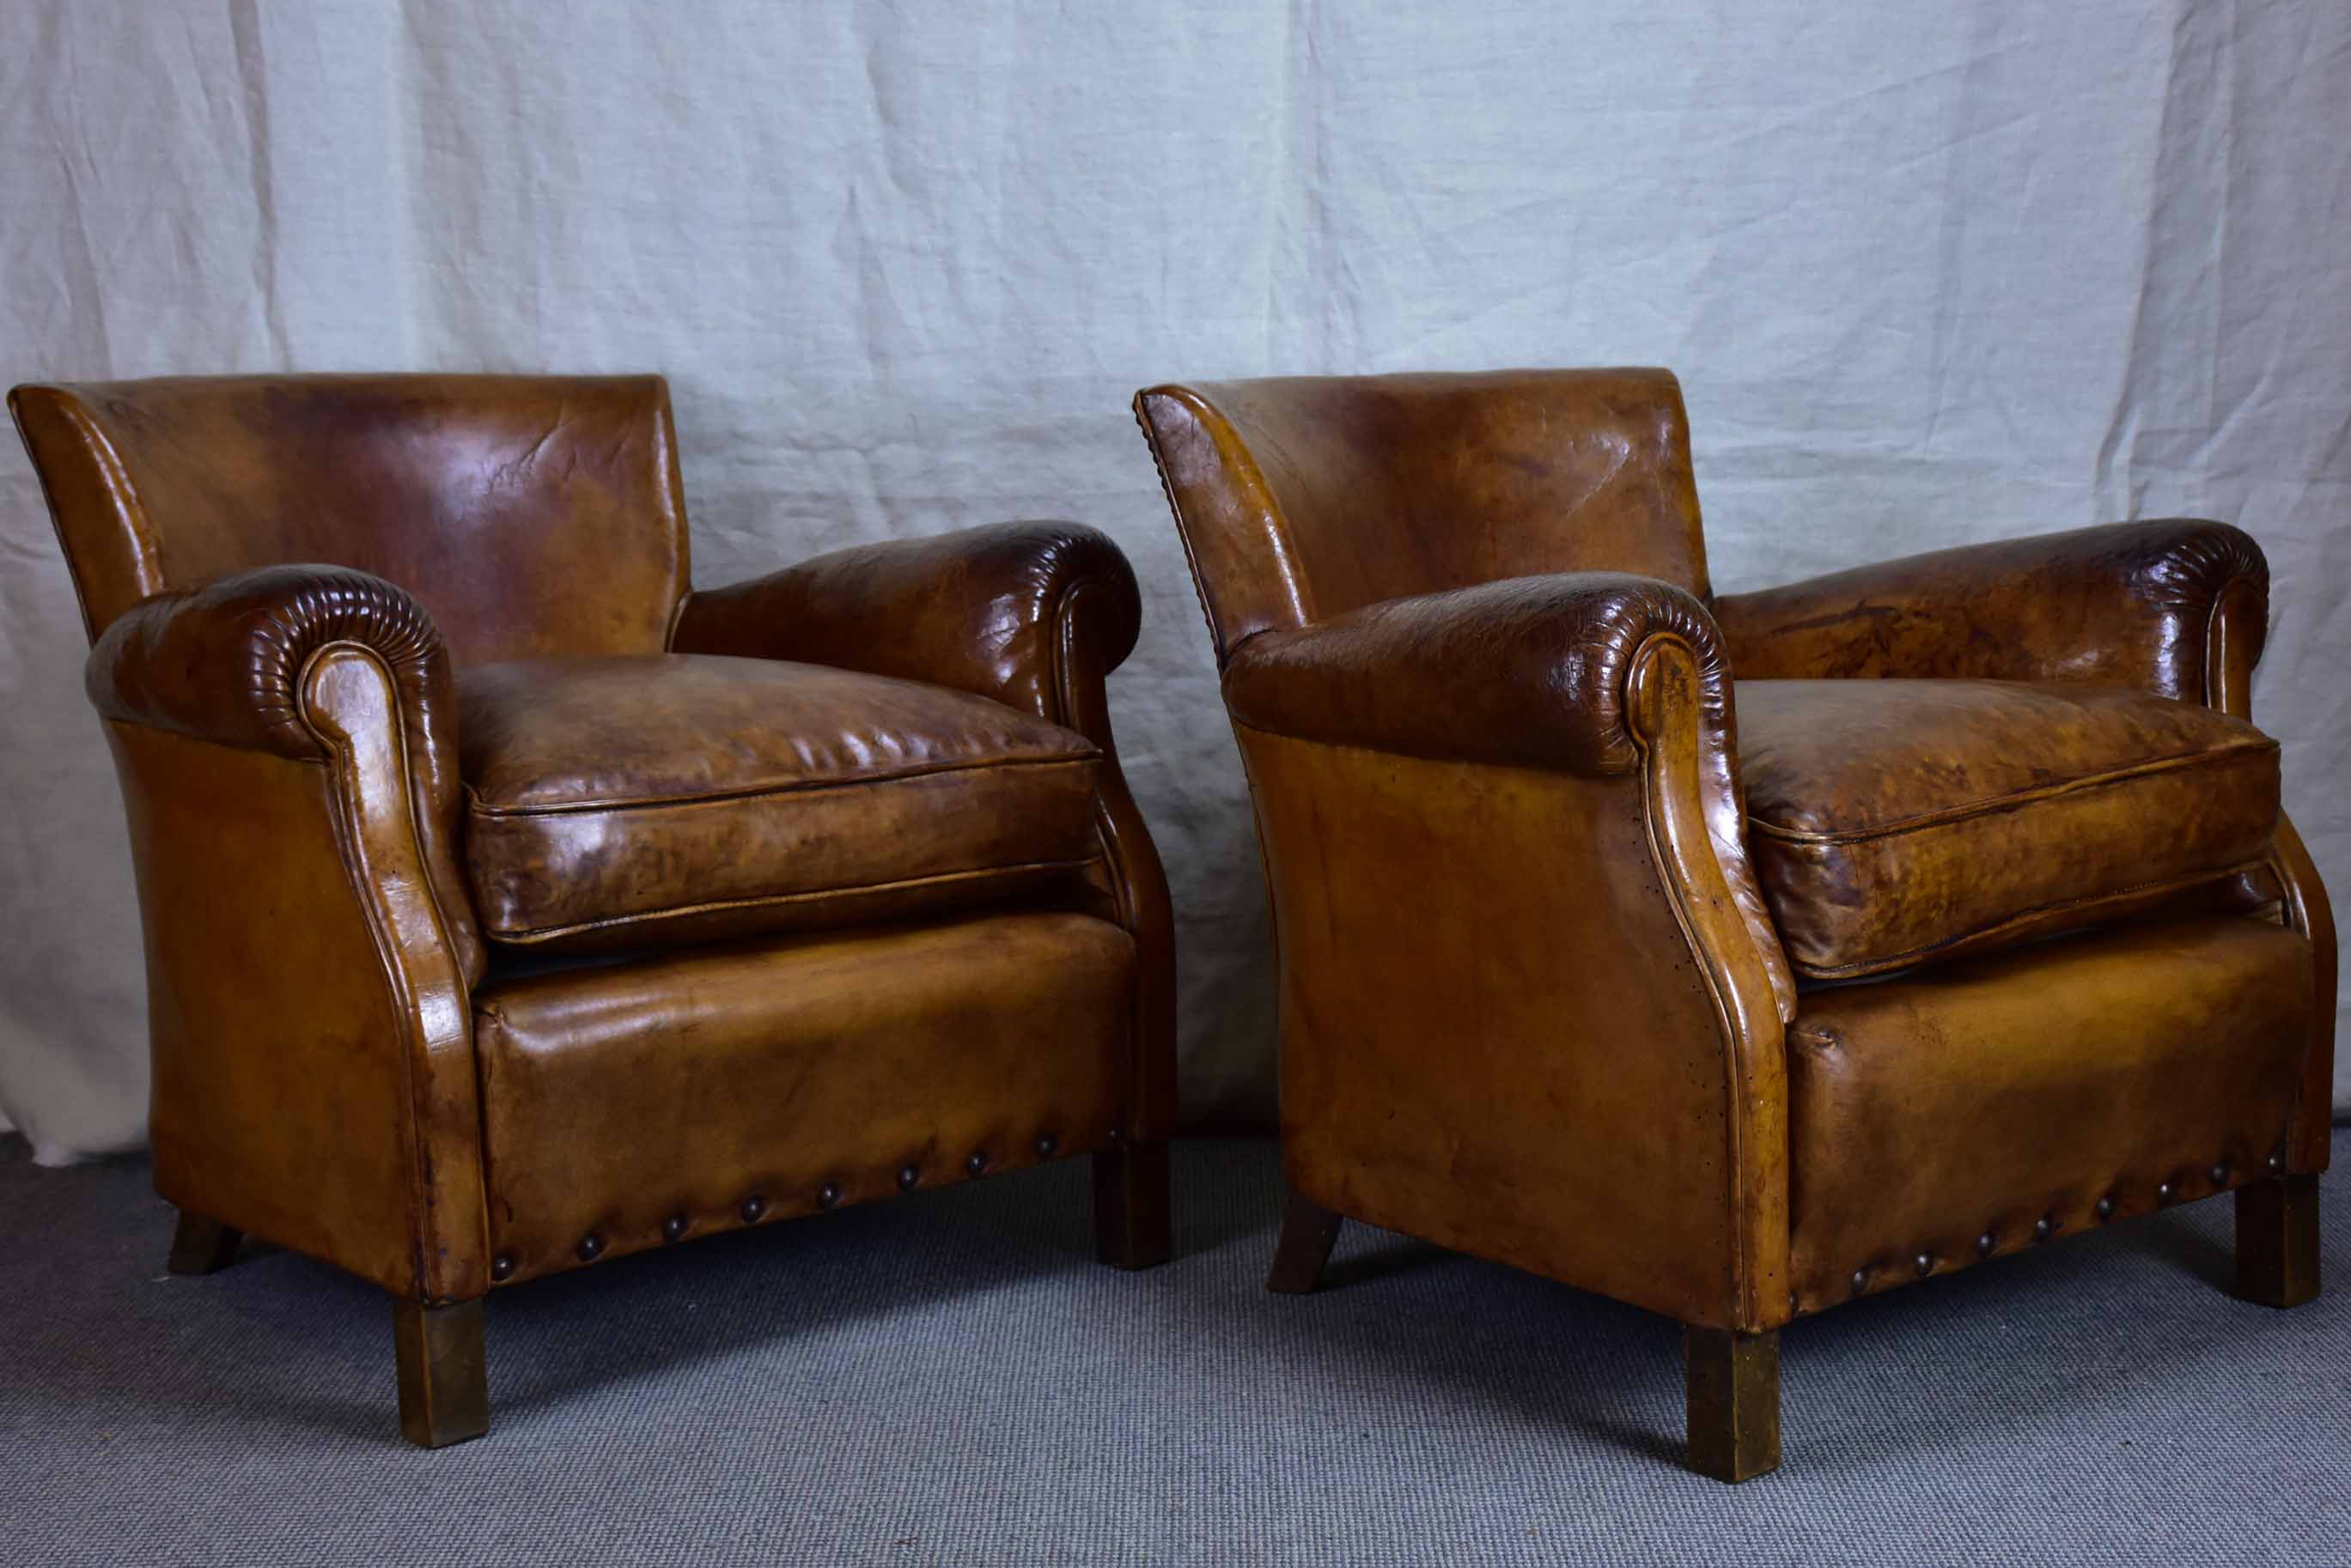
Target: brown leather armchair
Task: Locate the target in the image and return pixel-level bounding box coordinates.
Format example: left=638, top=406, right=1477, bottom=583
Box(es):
left=1135, top=368, right=2330, bottom=1482
left=11, top=374, right=1175, bottom=1447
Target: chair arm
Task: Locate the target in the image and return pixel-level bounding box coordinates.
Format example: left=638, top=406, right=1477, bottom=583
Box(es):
left=1226, top=571, right=1796, bottom=1026
left=1712, top=520, right=2269, bottom=706
left=1221, top=571, right=1733, bottom=775
left=670, top=520, right=1142, bottom=726
left=88, top=563, right=484, bottom=983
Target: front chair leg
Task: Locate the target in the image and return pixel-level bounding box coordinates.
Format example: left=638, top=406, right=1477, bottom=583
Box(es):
left=1093, top=1140, right=1173, bottom=1270
left=393, top=1298, right=489, bottom=1449
left=166, top=1209, right=242, bottom=1275
left=1265, top=1188, right=1344, bottom=1294
left=1684, top=1325, right=1781, bottom=1483
left=2237, top=1175, right=2320, bottom=1308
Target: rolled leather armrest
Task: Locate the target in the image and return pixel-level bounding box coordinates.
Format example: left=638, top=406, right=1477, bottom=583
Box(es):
left=91, top=563, right=448, bottom=754
left=1712, top=519, right=2269, bottom=699
left=670, top=520, right=1143, bottom=722
left=88, top=562, right=484, bottom=982
left=1221, top=570, right=1734, bottom=776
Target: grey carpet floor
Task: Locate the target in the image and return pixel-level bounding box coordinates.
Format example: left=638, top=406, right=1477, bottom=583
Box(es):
left=3, top=1132, right=2346, bottom=1567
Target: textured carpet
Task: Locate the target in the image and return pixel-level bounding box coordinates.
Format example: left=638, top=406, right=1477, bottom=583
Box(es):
left=3, top=1132, right=2345, bottom=1566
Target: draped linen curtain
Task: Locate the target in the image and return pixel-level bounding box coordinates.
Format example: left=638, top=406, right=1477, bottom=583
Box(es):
left=3, top=0, right=2347, bottom=1161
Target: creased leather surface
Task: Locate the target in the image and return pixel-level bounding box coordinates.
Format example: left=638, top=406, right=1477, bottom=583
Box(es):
left=1715, top=520, right=2269, bottom=697
left=1785, top=915, right=2311, bottom=1315
left=1221, top=571, right=1730, bottom=775
left=88, top=562, right=484, bottom=983
left=1134, top=370, right=1710, bottom=658
left=671, top=520, right=1141, bottom=722
left=1159, top=409, right=1796, bottom=1021
left=456, top=653, right=1103, bottom=950
left=474, top=912, right=1134, bottom=1285
left=13, top=375, right=689, bottom=661
left=1739, top=678, right=2280, bottom=977
left=672, top=521, right=1178, bottom=1140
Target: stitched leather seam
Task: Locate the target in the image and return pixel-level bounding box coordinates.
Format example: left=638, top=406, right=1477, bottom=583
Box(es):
left=53, top=395, right=168, bottom=615
left=464, top=751, right=1100, bottom=817
left=1750, top=741, right=2277, bottom=844
left=482, top=854, right=1100, bottom=943
left=1788, top=858, right=2273, bottom=980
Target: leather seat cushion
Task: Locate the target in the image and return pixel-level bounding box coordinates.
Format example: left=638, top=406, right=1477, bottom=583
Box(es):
left=456, top=654, right=1103, bottom=951
left=1736, top=679, right=2280, bottom=978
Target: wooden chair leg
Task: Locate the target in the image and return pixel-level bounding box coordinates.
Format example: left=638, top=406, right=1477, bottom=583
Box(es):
left=2237, top=1175, right=2320, bottom=1308
left=1093, top=1140, right=1173, bottom=1270
left=393, top=1298, right=489, bottom=1449
left=1684, top=1325, right=1781, bottom=1483
left=166, top=1210, right=242, bottom=1275
left=1265, top=1188, right=1344, bottom=1294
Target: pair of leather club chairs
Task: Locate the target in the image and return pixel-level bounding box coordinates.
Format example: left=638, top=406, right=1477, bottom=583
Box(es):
left=11, top=371, right=2331, bottom=1482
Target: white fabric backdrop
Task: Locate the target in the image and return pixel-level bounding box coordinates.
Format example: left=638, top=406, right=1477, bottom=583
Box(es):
left=3, top=2, right=2346, bottom=1163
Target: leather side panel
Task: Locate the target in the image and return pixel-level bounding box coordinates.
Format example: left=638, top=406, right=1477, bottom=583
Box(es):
left=110, top=718, right=488, bottom=1301
left=1239, top=727, right=1774, bottom=1329
left=1135, top=370, right=1709, bottom=659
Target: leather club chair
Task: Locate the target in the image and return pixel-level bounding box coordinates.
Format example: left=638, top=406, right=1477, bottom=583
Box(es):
left=11, top=374, right=1176, bottom=1447
left=1134, top=368, right=2331, bottom=1482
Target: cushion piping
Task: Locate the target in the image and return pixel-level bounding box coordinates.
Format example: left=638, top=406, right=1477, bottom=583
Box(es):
left=1748, top=739, right=2276, bottom=845
left=480, top=853, right=1105, bottom=945
left=1780, top=858, right=2276, bottom=981
left=465, top=751, right=1099, bottom=818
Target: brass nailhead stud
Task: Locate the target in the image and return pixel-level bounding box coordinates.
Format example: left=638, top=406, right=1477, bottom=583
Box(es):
left=965, top=1152, right=988, bottom=1177
left=661, top=1215, right=688, bottom=1243
left=2209, top=1163, right=2229, bottom=1187
left=898, top=1164, right=921, bottom=1192
left=2157, top=1181, right=2176, bottom=1205
left=1915, top=1253, right=1934, bottom=1278
left=2033, top=1217, right=2055, bottom=1243
left=1105, top=1127, right=1124, bottom=1150
left=1849, top=1268, right=1868, bottom=1296
left=2269, top=1153, right=2287, bottom=1176
left=1035, top=1133, right=1058, bottom=1158
left=818, top=1182, right=842, bottom=1209
left=576, top=1233, right=604, bottom=1262
left=490, top=1253, right=516, bottom=1282
left=2097, top=1196, right=2116, bottom=1221
left=740, top=1194, right=767, bottom=1225
left=1976, top=1232, right=1996, bottom=1259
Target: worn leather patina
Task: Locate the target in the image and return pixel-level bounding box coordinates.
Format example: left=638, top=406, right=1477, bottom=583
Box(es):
left=12, top=373, right=1178, bottom=1449
left=1135, top=366, right=2333, bottom=1482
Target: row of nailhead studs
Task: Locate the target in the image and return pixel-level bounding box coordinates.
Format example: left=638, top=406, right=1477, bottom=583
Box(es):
left=1824, top=1150, right=2287, bottom=1307
left=489, top=1129, right=1112, bottom=1282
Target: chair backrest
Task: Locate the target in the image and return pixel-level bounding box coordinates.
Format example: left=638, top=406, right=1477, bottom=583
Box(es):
left=1135, top=368, right=1712, bottom=659
left=10, top=374, right=691, bottom=660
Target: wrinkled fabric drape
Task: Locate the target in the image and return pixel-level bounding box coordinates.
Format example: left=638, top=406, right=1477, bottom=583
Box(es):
left=3, top=2, right=2347, bottom=1163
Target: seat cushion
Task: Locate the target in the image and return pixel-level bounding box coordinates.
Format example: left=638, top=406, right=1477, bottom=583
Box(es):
left=1737, top=680, right=2280, bottom=978
left=456, top=654, right=1103, bottom=951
